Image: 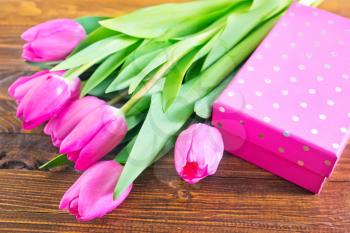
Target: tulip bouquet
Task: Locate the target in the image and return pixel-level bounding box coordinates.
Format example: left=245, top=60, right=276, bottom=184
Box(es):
left=9, top=0, right=322, bottom=221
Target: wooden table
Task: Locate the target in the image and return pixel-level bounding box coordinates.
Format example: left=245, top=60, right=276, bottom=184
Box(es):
left=0, top=0, right=349, bottom=232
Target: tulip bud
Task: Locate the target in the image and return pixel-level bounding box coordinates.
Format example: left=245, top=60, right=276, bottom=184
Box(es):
left=21, top=19, right=86, bottom=62
left=44, top=96, right=106, bottom=147
left=59, top=160, right=132, bottom=221
left=8, top=70, right=80, bottom=130
left=174, top=123, right=224, bottom=184
left=50, top=97, right=127, bottom=170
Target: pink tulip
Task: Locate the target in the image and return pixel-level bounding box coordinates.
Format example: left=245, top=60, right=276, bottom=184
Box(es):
left=44, top=96, right=106, bottom=147
left=21, top=19, right=86, bottom=62
left=59, top=160, right=132, bottom=221
left=8, top=70, right=80, bottom=130
left=174, top=123, right=224, bottom=184
left=50, top=98, right=127, bottom=170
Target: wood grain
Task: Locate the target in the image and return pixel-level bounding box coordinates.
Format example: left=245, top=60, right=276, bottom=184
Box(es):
left=0, top=0, right=350, bottom=232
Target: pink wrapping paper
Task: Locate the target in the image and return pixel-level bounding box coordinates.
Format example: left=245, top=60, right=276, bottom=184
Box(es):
left=212, top=3, right=350, bottom=193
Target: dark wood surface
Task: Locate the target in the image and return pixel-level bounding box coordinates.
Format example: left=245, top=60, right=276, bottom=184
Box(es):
left=0, top=0, right=350, bottom=232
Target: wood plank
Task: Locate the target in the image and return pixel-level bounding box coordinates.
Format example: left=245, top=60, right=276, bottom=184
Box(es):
left=0, top=167, right=349, bottom=233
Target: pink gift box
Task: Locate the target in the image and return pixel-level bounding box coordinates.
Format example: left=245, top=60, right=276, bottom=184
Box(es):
left=212, top=3, right=350, bottom=194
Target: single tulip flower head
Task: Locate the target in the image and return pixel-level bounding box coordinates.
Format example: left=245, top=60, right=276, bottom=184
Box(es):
left=175, top=123, right=224, bottom=184
left=59, top=160, right=133, bottom=221
left=21, top=19, right=86, bottom=62
left=46, top=96, right=128, bottom=170
left=8, top=70, right=80, bottom=130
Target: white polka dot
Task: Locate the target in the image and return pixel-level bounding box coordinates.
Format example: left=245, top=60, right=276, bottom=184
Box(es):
left=342, top=74, right=349, bottom=80
left=308, top=89, right=316, bottom=95
left=272, top=103, right=280, bottom=109
left=283, top=131, right=290, bottom=137
left=316, top=75, right=325, bottom=82
left=264, top=42, right=271, bottom=48
left=324, top=63, right=331, bottom=69
left=273, top=65, right=281, bottom=72
left=245, top=104, right=253, bottom=110
left=305, top=21, right=311, bottom=27
left=228, top=92, right=235, bottom=97
left=292, top=116, right=300, bottom=122
left=303, top=145, right=310, bottom=151
left=281, top=90, right=289, bottom=96
left=247, top=66, right=255, bottom=72
left=282, top=54, right=289, bottom=60
left=300, top=102, right=308, bottom=108
left=255, top=91, right=263, bottom=97
left=256, top=54, right=263, bottom=60
left=320, top=30, right=327, bottom=36
left=263, top=117, right=271, bottom=123
left=340, top=127, right=348, bottom=133
left=297, top=32, right=303, bottom=37
left=289, top=12, right=295, bottom=17
left=264, top=79, right=272, bottom=84
left=319, top=114, right=327, bottom=120
left=238, top=79, right=245, bottom=84
left=312, top=11, right=319, bottom=16
left=219, top=106, right=225, bottom=113
left=305, top=53, right=313, bottom=59
left=278, top=147, right=285, bottom=153
left=324, top=160, right=331, bottom=166
left=311, top=129, right=319, bottom=135
left=332, top=143, right=340, bottom=149
left=298, top=64, right=305, bottom=70
left=314, top=41, right=321, bottom=47
left=330, top=51, right=337, bottom=57
left=328, top=20, right=335, bottom=25
left=335, top=87, right=342, bottom=93
left=338, top=40, right=345, bottom=45
left=290, top=76, right=297, bottom=83
left=282, top=21, right=288, bottom=27
left=290, top=42, right=297, bottom=48
left=327, top=100, right=335, bottom=106
left=348, top=113, right=350, bottom=118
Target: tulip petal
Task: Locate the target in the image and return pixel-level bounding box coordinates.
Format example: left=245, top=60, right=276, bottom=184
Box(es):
left=49, top=96, right=105, bottom=144
left=21, top=19, right=86, bottom=62
left=59, top=105, right=116, bottom=154
left=77, top=161, right=132, bottom=221
left=74, top=117, right=127, bottom=170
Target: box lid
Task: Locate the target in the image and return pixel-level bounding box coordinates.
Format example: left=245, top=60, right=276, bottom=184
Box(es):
left=213, top=3, right=350, bottom=178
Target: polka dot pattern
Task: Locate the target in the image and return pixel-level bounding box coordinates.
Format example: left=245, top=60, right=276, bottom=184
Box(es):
left=215, top=3, right=350, bottom=176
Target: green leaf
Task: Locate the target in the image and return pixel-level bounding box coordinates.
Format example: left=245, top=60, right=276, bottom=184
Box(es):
left=71, top=27, right=118, bottom=55
left=87, top=71, right=120, bottom=98
left=39, top=154, right=71, bottom=170
left=75, top=16, right=109, bottom=34
left=126, top=79, right=165, bottom=117
left=52, top=35, right=138, bottom=71
left=161, top=5, right=233, bottom=39
left=100, top=0, right=238, bottom=38
left=26, top=61, right=60, bottom=69
left=114, top=14, right=280, bottom=198
left=106, top=40, right=172, bottom=93
left=203, top=0, right=291, bottom=69
left=194, top=75, right=232, bottom=119
left=128, top=23, right=223, bottom=94
left=81, top=42, right=140, bottom=96
left=115, top=138, right=136, bottom=164
left=126, top=114, right=145, bottom=131
left=162, top=48, right=198, bottom=111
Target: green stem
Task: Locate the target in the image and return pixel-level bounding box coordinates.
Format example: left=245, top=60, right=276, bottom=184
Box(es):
left=121, top=63, right=170, bottom=113
left=62, top=61, right=96, bottom=81
left=108, top=90, right=129, bottom=105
